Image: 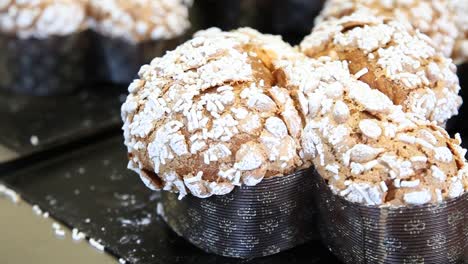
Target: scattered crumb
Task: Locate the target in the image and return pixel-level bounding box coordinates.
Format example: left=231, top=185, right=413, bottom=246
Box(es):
left=45, top=195, right=57, bottom=206
left=89, top=238, right=105, bottom=251
left=52, top=222, right=65, bottom=237
left=85, top=218, right=91, bottom=223
left=54, top=229, right=66, bottom=237
left=72, top=228, right=86, bottom=241
left=119, top=258, right=126, bottom=264
left=118, top=216, right=152, bottom=227
left=82, top=119, right=92, bottom=127
left=32, top=205, right=42, bottom=215
left=30, top=135, right=39, bottom=146
left=156, top=202, right=167, bottom=222
left=0, top=184, right=20, bottom=203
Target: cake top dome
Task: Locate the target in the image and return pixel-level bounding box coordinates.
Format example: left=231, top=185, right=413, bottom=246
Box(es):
left=122, top=28, right=309, bottom=199
left=277, top=56, right=468, bottom=206
left=301, top=12, right=461, bottom=126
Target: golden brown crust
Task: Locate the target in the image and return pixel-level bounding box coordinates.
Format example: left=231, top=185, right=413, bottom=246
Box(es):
left=278, top=57, right=468, bottom=206
left=122, top=28, right=308, bottom=199
left=301, top=13, right=462, bottom=126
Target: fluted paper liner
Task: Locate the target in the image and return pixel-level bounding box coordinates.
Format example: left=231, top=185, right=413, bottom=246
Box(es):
left=91, top=33, right=184, bottom=84
left=160, top=169, right=318, bottom=258
left=311, top=169, right=467, bottom=264
left=0, top=31, right=90, bottom=96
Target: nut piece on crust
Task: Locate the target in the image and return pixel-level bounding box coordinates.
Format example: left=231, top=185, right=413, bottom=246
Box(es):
left=0, top=0, right=87, bottom=38
left=87, top=0, right=191, bottom=43
left=122, top=27, right=308, bottom=199
left=277, top=56, right=468, bottom=206
left=449, top=0, right=468, bottom=64
left=300, top=13, right=462, bottom=126
left=315, top=0, right=459, bottom=58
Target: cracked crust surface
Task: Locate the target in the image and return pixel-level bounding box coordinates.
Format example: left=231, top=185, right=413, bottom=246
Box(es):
left=277, top=56, right=468, bottom=206
left=301, top=13, right=462, bottom=126
left=0, top=0, right=87, bottom=38
left=121, top=28, right=309, bottom=199
left=315, top=0, right=458, bottom=58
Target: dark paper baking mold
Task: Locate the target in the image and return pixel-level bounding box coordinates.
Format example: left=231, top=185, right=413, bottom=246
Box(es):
left=311, top=169, right=468, bottom=264
left=0, top=31, right=90, bottom=96
left=160, top=169, right=318, bottom=259
left=91, top=32, right=184, bottom=85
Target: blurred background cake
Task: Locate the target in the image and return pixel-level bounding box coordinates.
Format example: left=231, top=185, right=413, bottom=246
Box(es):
left=87, top=0, right=193, bottom=84
left=315, top=0, right=458, bottom=59
left=0, top=0, right=89, bottom=95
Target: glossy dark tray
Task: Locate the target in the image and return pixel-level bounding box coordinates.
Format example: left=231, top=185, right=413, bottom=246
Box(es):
left=1, top=136, right=340, bottom=264
left=0, top=86, right=125, bottom=164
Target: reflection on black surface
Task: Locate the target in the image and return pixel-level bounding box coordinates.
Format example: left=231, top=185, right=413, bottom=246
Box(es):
left=3, top=136, right=340, bottom=264
left=0, top=85, right=125, bottom=163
